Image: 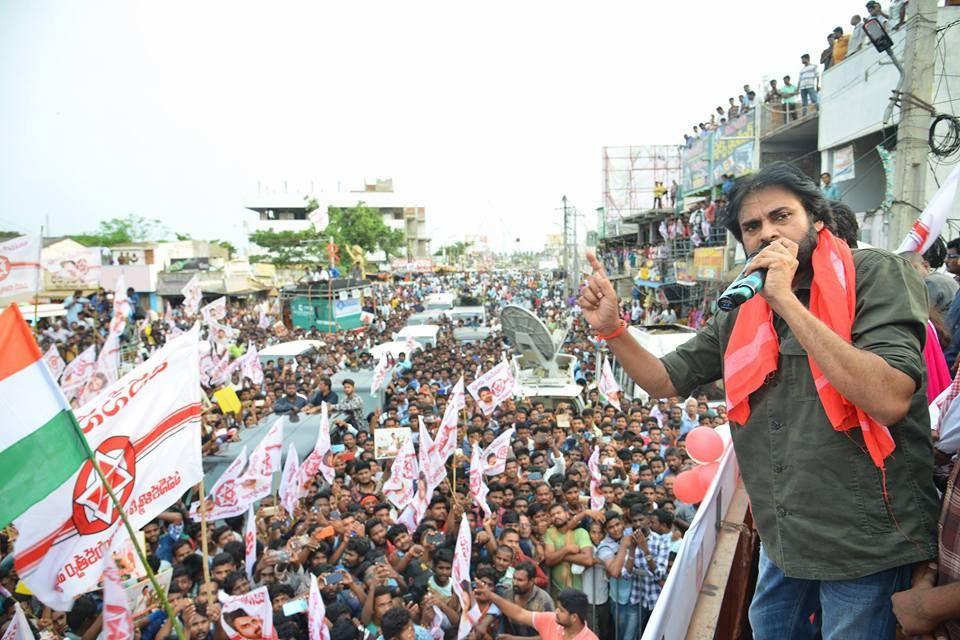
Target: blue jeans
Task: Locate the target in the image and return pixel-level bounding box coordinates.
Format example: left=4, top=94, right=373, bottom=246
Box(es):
left=800, top=87, right=818, bottom=114
left=749, top=546, right=912, bottom=640
left=611, top=600, right=639, bottom=640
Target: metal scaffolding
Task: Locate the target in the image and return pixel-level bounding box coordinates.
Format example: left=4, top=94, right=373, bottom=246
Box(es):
left=602, top=145, right=683, bottom=238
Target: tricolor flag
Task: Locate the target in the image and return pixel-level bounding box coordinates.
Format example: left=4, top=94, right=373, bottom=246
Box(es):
left=15, top=328, right=204, bottom=610
left=0, top=305, right=89, bottom=528
left=0, top=235, right=41, bottom=302
left=896, top=163, right=960, bottom=254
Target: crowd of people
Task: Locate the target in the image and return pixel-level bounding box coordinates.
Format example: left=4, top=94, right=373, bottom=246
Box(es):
left=2, top=268, right=730, bottom=640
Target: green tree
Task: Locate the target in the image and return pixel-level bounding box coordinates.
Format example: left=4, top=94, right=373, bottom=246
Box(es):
left=434, top=241, right=472, bottom=262
left=248, top=228, right=326, bottom=267
left=308, top=199, right=406, bottom=258
left=215, top=240, right=236, bottom=258
left=72, top=214, right=169, bottom=246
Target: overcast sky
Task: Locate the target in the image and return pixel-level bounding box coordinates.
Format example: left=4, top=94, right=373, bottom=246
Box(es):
left=1, top=1, right=860, bottom=253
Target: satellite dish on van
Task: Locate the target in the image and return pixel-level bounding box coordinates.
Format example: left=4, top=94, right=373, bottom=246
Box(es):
left=500, top=305, right=569, bottom=373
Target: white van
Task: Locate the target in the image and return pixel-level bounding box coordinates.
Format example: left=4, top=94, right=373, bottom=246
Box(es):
left=424, top=292, right=455, bottom=310
left=394, top=324, right=441, bottom=348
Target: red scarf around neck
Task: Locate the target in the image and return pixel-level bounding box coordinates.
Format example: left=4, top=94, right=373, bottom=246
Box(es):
left=723, top=228, right=896, bottom=469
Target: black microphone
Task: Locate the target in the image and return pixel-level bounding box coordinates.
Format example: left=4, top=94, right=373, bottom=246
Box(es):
left=717, top=259, right=767, bottom=312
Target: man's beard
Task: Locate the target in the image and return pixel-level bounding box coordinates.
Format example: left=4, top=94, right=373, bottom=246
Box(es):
left=795, top=225, right=819, bottom=279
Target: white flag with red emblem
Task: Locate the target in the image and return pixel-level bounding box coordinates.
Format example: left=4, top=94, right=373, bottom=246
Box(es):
left=418, top=417, right=445, bottom=492
left=896, top=163, right=960, bottom=254
left=469, top=444, right=490, bottom=517
left=1, top=603, right=34, bottom=640
left=244, top=504, right=257, bottom=581
left=298, top=403, right=335, bottom=489
left=279, top=444, right=300, bottom=516
left=14, top=328, right=203, bottom=611
left=102, top=562, right=134, bottom=640
left=451, top=514, right=482, bottom=640
left=236, top=419, right=284, bottom=504
left=181, top=274, right=203, bottom=315
left=0, top=235, right=41, bottom=302
left=382, top=429, right=417, bottom=509
left=240, top=345, right=264, bottom=385
left=396, top=474, right=432, bottom=533
left=598, top=356, right=622, bottom=412
left=481, top=427, right=515, bottom=477
left=467, top=358, right=515, bottom=416
left=434, top=377, right=464, bottom=463
left=307, top=573, right=331, bottom=640
left=108, top=275, right=130, bottom=337
left=189, top=446, right=249, bottom=521
left=60, top=344, right=97, bottom=402
left=42, top=345, right=67, bottom=382
left=200, top=297, right=227, bottom=327
left=219, top=586, right=277, bottom=640
left=78, top=330, right=121, bottom=405
left=370, top=355, right=390, bottom=396
left=588, top=447, right=605, bottom=512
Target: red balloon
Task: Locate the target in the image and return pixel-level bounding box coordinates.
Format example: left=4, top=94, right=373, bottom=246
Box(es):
left=696, top=462, right=720, bottom=493
left=686, top=427, right=724, bottom=464
left=674, top=469, right=706, bottom=505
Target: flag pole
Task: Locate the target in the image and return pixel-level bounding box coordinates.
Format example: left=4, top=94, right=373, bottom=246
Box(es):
left=196, top=481, right=213, bottom=602
left=69, top=428, right=188, bottom=640
left=32, top=226, right=43, bottom=336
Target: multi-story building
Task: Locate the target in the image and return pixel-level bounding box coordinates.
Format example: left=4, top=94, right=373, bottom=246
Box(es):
left=245, top=178, right=430, bottom=260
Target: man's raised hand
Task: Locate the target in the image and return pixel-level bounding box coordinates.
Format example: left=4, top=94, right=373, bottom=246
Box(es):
left=580, top=251, right=621, bottom=336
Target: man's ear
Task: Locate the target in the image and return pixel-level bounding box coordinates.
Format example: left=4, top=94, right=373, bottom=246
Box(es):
left=814, top=220, right=825, bottom=232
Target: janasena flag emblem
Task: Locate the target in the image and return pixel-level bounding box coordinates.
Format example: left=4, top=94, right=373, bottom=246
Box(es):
left=13, top=328, right=204, bottom=611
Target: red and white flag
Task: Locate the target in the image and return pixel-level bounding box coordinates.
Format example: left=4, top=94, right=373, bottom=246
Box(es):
left=468, top=445, right=490, bottom=517
left=189, top=446, right=249, bottom=521
left=244, top=504, right=257, bottom=581
left=15, top=329, right=204, bottom=611
left=419, top=417, right=445, bottom=492
left=396, top=475, right=432, bottom=533
left=1, top=602, right=34, bottom=640
left=43, top=345, right=66, bottom=382
left=0, top=235, right=41, bottom=302
left=279, top=443, right=300, bottom=516
left=451, top=515, right=481, bottom=640
left=467, top=358, right=515, bottom=416
left=108, top=275, right=131, bottom=337
left=181, top=274, right=203, bottom=315
left=382, top=429, right=417, bottom=509
left=200, top=297, right=227, bottom=327
left=309, top=207, right=329, bottom=232
left=236, top=419, right=284, bottom=504
left=434, top=377, right=465, bottom=463
left=298, top=403, right=334, bottom=489
left=60, top=344, right=96, bottom=402
left=307, top=573, right=331, bottom=640
left=588, top=447, right=605, bottom=512
left=78, top=330, right=121, bottom=405
left=258, top=308, right=271, bottom=330
left=896, top=163, right=960, bottom=254
left=219, top=586, right=277, bottom=640
left=102, top=562, right=134, bottom=640
left=370, top=355, right=390, bottom=396
left=599, top=356, right=622, bottom=411
left=482, top=428, right=515, bottom=477
left=241, top=345, right=264, bottom=385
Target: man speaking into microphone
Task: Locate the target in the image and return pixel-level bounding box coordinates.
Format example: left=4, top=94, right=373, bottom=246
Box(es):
left=580, top=162, right=938, bottom=640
